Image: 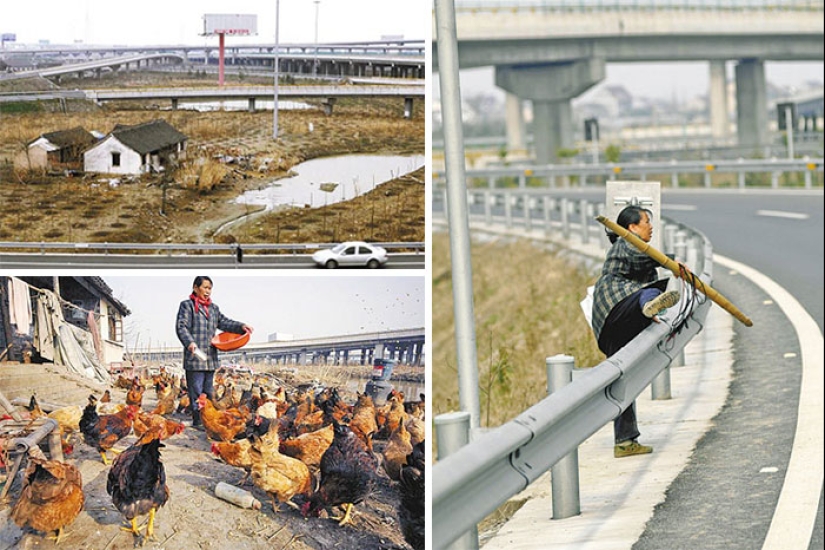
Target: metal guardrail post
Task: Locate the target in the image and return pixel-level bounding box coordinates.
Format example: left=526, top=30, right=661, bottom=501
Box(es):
left=484, top=190, right=492, bottom=225
left=435, top=411, right=479, bottom=550
left=524, top=194, right=532, bottom=232
left=488, top=175, right=495, bottom=189
left=671, top=171, right=679, bottom=188
left=505, top=194, right=513, bottom=228
left=771, top=171, right=779, bottom=188
left=546, top=355, right=581, bottom=519
left=579, top=200, right=589, bottom=244
left=738, top=170, right=746, bottom=189
left=561, top=198, right=570, bottom=240
left=674, top=230, right=687, bottom=262
left=543, top=197, right=553, bottom=237
left=805, top=164, right=812, bottom=189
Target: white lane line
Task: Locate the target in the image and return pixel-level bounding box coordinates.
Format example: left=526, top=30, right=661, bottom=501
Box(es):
left=662, top=204, right=697, bottom=211
left=756, top=210, right=809, bottom=220
left=715, top=255, right=824, bottom=550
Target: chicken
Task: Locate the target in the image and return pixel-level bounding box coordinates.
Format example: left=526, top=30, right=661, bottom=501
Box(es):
left=133, top=410, right=185, bottom=440
left=126, top=380, right=144, bottom=408
left=151, top=383, right=176, bottom=416
left=349, top=392, right=377, bottom=451
left=405, top=414, right=425, bottom=448
left=248, top=416, right=313, bottom=512
left=279, top=424, right=334, bottom=472
left=107, top=426, right=169, bottom=541
left=301, top=421, right=379, bottom=526
left=211, top=415, right=273, bottom=485
left=176, top=389, right=191, bottom=414
left=382, top=418, right=412, bottom=481
left=196, top=393, right=248, bottom=442
left=100, top=389, right=112, bottom=403
left=79, top=396, right=137, bottom=465
left=48, top=405, right=83, bottom=452
left=24, top=393, right=45, bottom=419
left=404, top=393, right=426, bottom=420
left=10, top=451, right=84, bottom=544
left=398, top=440, right=425, bottom=550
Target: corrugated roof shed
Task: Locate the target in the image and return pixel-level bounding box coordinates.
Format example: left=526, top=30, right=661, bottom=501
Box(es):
left=112, top=119, right=187, bottom=155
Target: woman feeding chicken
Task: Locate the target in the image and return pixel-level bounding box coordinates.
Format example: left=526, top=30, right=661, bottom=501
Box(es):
left=175, top=276, right=253, bottom=430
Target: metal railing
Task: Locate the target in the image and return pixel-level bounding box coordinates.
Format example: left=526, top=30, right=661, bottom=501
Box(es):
left=0, top=240, right=424, bottom=258
left=433, top=157, right=824, bottom=190
left=454, top=0, right=824, bottom=12
left=432, top=198, right=714, bottom=549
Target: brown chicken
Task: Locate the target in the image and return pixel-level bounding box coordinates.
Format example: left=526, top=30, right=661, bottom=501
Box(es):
left=133, top=410, right=185, bottom=440
left=79, top=396, right=137, bottom=465
left=151, top=383, right=176, bottom=416
left=126, top=380, right=144, bottom=408
left=302, top=421, right=379, bottom=526
left=47, top=405, right=83, bottom=453
left=196, top=394, right=248, bottom=442
left=249, top=416, right=313, bottom=512
left=382, top=418, right=413, bottom=481
left=279, top=424, right=334, bottom=472
left=211, top=415, right=273, bottom=485
left=348, top=393, right=378, bottom=451
left=100, top=389, right=112, bottom=403
left=107, top=426, right=169, bottom=541
left=405, top=414, right=425, bottom=448
left=10, top=451, right=84, bottom=544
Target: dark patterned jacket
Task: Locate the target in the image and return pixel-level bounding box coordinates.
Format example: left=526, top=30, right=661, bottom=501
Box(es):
left=175, top=298, right=246, bottom=371
left=591, top=237, right=661, bottom=342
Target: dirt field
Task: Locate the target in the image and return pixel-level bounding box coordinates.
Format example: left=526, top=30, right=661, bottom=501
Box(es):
left=0, top=364, right=424, bottom=550
left=0, top=73, right=425, bottom=245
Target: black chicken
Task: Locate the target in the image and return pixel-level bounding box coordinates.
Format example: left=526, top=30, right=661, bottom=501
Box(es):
left=106, top=426, right=169, bottom=541
left=398, top=440, right=425, bottom=550
left=301, top=420, right=379, bottom=526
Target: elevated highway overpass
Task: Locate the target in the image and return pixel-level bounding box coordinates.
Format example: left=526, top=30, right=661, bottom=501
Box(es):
left=433, top=0, right=824, bottom=162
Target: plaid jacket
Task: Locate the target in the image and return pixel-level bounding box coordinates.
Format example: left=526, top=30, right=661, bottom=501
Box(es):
left=176, top=298, right=246, bottom=371
left=591, top=238, right=660, bottom=342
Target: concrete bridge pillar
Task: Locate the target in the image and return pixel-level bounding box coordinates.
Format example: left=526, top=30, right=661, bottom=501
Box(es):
left=505, top=92, right=526, bottom=154
left=735, top=58, right=768, bottom=150
left=709, top=60, right=729, bottom=140
left=495, top=58, right=605, bottom=163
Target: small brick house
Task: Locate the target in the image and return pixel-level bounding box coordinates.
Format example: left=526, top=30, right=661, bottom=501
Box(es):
left=13, top=126, right=97, bottom=172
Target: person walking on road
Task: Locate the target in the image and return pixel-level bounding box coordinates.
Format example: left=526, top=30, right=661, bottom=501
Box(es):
left=175, top=276, right=253, bottom=429
left=591, top=205, right=681, bottom=458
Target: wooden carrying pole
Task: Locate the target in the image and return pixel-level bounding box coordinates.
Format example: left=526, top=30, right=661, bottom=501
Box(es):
left=596, top=215, right=753, bottom=327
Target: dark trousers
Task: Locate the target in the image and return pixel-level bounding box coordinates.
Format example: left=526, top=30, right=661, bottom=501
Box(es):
left=185, top=370, right=215, bottom=422
left=598, top=281, right=667, bottom=444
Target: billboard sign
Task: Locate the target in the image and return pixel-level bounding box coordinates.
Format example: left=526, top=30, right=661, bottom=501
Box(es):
left=1, top=33, right=17, bottom=42
left=202, top=14, right=257, bottom=36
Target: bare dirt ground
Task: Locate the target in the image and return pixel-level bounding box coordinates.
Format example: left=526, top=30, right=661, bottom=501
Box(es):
left=0, top=72, right=424, bottom=245
left=0, top=363, right=424, bottom=550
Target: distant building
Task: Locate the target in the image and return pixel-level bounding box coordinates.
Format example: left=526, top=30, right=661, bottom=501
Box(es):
left=268, top=332, right=294, bottom=342
left=14, top=126, right=97, bottom=172
left=84, top=119, right=187, bottom=175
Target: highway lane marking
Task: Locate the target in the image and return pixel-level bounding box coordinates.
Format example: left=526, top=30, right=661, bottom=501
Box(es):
left=715, top=255, right=824, bottom=550
left=662, top=204, right=697, bottom=211
left=756, top=210, right=809, bottom=220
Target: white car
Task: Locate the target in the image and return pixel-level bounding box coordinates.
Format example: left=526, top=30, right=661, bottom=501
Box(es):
left=311, top=241, right=388, bottom=269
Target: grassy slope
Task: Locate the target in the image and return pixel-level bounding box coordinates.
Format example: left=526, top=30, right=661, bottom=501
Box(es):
left=432, top=232, right=605, bottom=428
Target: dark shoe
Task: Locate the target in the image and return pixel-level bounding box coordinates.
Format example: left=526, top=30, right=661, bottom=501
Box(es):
left=643, top=290, right=680, bottom=318
left=191, top=410, right=202, bottom=428
left=614, top=440, right=653, bottom=458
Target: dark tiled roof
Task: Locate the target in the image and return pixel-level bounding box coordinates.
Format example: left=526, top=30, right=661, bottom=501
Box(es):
left=86, top=277, right=131, bottom=316
left=38, top=126, right=96, bottom=148
left=111, top=119, right=187, bottom=155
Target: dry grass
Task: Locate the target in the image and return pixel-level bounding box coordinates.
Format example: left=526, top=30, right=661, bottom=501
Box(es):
left=0, top=73, right=424, bottom=244
left=432, top=232, right=605, bottom=428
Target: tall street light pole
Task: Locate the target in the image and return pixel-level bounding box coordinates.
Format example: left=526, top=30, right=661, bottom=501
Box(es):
left=313, top=0, right=320, bottom=78
left=273, top=0, right=280, bottom=139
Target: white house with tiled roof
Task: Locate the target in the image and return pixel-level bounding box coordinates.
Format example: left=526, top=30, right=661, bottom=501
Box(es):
left=83, top=119, right=187, bottom=175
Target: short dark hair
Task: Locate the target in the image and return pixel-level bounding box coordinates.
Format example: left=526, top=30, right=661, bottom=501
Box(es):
left=608, top=205, right=652, bottom=244
left=192, top=276, right=213, bottom=289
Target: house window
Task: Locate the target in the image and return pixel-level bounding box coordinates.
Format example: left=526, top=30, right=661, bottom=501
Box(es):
left=111, top=152, right=121, bottom=167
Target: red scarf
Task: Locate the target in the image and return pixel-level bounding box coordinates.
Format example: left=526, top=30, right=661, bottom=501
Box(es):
left=190, top=293, right=211, bottom=318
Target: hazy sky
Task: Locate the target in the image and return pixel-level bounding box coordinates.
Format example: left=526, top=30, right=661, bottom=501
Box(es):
left=2, top=0, right=428, bottom=46
left=102, top=274, right=426, bottom=351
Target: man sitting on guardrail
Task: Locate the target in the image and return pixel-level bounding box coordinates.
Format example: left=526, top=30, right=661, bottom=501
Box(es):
left=591, top=205, right=681, bottom=458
